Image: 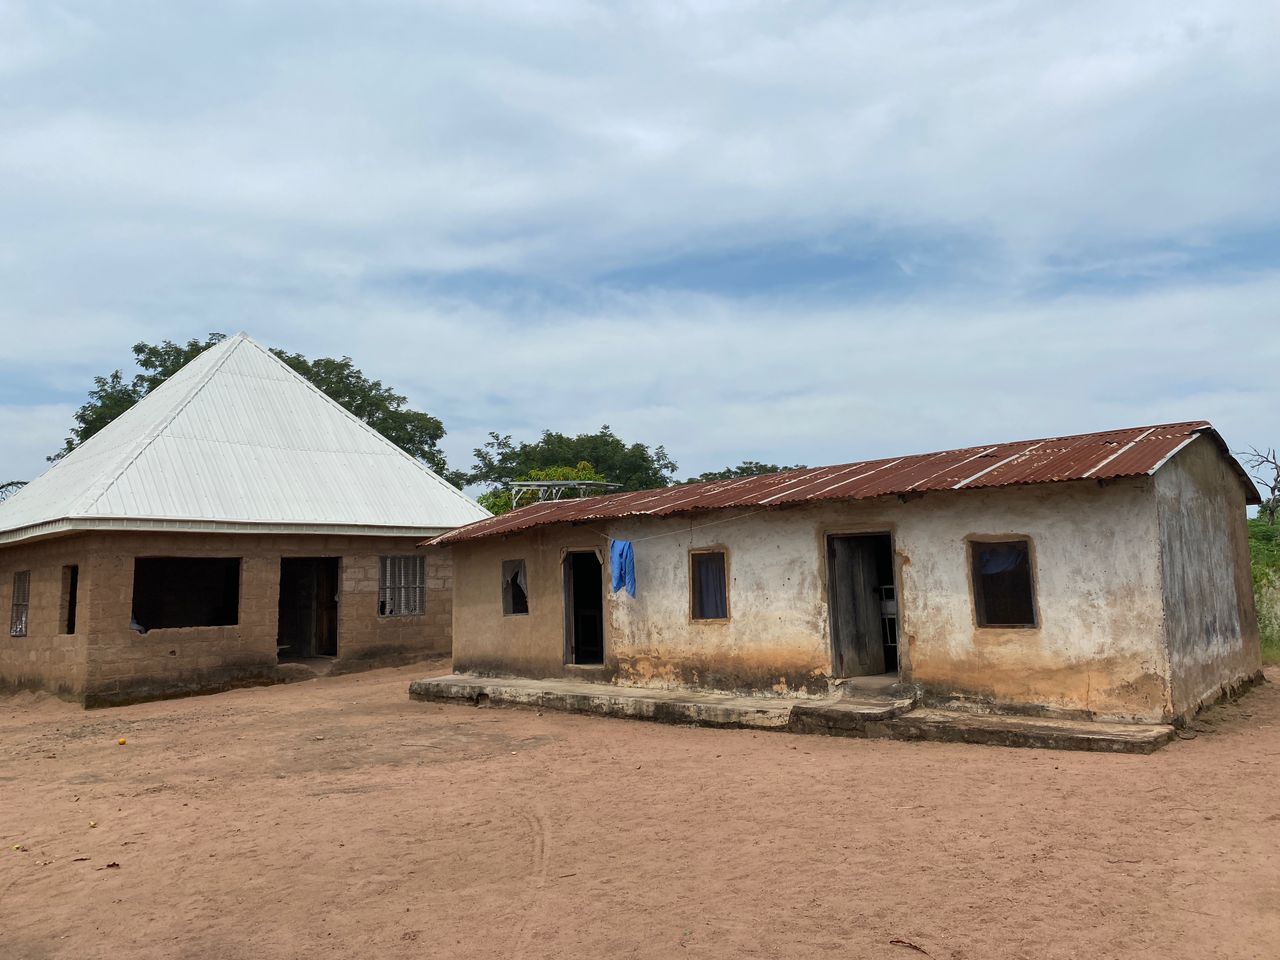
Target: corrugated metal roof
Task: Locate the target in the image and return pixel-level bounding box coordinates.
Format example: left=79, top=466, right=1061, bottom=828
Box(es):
left=429, top=421, right=1259, bottom=546
left=0, top=333, right=489, bottom=545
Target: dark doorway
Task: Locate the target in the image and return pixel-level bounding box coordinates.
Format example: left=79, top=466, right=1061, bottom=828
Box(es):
left=278, top=558, right=340, bottom=659
left=563, top=551, right=604, bottom=665
left=827, top=533, right=898, bottom=677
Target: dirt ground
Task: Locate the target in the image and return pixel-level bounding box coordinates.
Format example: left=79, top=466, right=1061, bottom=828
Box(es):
left=2, top=663, right=1278, bottom=960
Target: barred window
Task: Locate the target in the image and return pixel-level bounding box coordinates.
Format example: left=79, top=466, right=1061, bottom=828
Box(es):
left=379, top=556, right=425, bottom=616
left=10, top=570, right=31, bottom=637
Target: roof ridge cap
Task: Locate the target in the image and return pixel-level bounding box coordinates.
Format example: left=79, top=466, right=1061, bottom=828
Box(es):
left=237, top=337, right=488, bottom=515
left=76, top=336, right=243, bottom=517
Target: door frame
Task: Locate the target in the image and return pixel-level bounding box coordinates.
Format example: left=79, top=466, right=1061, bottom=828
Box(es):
left=278, top=556, right=342, bottom=660
left=823, top=530, right=900, bottom=679
left=562, top=548, right=605, bottom=665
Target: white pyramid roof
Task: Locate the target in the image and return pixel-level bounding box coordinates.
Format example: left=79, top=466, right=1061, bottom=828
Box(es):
left=0, top=333, right=489, bottom=545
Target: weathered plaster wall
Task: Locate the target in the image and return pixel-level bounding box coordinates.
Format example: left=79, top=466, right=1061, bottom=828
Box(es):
left=447, top=527, right=608, bottom=681
left=894, top=480, right=1168, bottom=722
left=607, top=509, right=832, bottom=695
left=0, top=533, right=93, bottom=700
left=1, top=531, right=451, bottom=706
left=448, top=477, right=1173, bottom=720
left=1154, top=435, right=1262, bottom=720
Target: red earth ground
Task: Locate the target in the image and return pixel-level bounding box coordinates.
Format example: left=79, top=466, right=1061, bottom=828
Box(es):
left=2, top=661, right=1278, bottom=960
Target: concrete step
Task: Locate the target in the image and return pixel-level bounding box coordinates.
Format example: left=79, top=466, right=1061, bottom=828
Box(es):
left=409, top=675, right=793, bottom=730
left=789, top=696, right=917, bottom=732
left=409, top=675, right=1176, bottom=753
left=881, top=708, right=1176, bottom=754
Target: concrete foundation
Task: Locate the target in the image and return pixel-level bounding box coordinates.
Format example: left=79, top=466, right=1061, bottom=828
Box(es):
left=409, top=674, right=1176, bottom=753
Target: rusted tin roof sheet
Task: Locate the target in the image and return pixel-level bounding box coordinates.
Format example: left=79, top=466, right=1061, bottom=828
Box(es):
left=428, top=421, right=1259, bottom=546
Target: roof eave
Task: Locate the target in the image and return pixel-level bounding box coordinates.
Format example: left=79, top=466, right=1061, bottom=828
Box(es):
left=1147, top=427, right=1262, bottom=506
left=0, top=517, right=455, bottom=547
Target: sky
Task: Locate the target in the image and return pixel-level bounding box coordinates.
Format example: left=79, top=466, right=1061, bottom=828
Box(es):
left=1, top=0, right=1278, bottom=489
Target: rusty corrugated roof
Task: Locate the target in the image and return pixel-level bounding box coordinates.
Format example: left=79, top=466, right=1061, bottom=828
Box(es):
left=428, top=421, right=1259, bottom=546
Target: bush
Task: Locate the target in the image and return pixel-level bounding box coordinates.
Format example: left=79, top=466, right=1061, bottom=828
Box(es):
left=1249, top=519, right=1280, bottom=664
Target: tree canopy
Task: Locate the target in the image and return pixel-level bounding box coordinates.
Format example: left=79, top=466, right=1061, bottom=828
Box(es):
left=51, top=333, right=463, bottom=485
left=469, top=426, right=676, bottom=495
left=687, top=460, right=807, bottom=483
left=1238, top=446, right=1279, bottom=526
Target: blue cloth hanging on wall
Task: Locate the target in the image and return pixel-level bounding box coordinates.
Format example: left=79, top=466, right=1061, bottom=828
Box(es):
left=610, top=539, right=636, bottom=597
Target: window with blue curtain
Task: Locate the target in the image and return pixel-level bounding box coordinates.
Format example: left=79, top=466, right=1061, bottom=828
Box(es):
left=691, top=550, right=728, bottom=620
left=970, top=539, right=1036, bottom=627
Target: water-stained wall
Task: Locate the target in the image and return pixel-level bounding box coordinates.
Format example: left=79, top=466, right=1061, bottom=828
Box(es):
left=447, top=474, right=1186, bottom=720
left=1154, top=435, right=1262, bottom=720
left=893, top=479, right=1168, bottom=721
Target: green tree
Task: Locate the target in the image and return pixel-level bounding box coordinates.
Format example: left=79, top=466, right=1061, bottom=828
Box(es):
left=688, top=460, right=807, bottom=483
left=52, top=333, right=463, bottom=485
left=477, top=461, right=608, bottom=515
left=469, top=426, right=676, bottom=494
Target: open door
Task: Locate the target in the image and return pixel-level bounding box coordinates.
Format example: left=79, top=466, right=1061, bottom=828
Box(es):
left=827, top=534, right=897, bottom=677
left=278, top=557, right=340, bottom=659
left=563, top=551, right=604, bottom=665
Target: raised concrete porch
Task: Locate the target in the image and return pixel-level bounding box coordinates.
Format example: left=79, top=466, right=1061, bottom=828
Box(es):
left=408, top=674, right=1176, bottom=754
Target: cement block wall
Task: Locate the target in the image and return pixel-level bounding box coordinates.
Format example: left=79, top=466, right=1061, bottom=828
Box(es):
left=0, top=535, right=92, bottom=698
left=0, top=530, right=451, bottom=706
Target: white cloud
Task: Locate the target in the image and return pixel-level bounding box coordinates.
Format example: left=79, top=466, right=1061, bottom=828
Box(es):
left=0, top=404, right=74, bottom=480
left=0, top=0, right=1277, bottom=485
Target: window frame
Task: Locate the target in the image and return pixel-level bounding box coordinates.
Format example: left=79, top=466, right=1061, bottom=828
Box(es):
left=688, top=547, right=731, bottom=622
left=61, top=564, right=79, bottom=635
left=131, top=557, right=242, bottom=630
left=10, top=570, right=30, bottom=637
left=378, top=555, right=426, bottom=618
left=501, top=559, right=529, bottom=617
left=967, top=536, right=1039, bottom=629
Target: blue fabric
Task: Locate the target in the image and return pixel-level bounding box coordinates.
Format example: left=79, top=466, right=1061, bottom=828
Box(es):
left=610, top=539, right=636, bottom=597
left=978, top=543, right=1025, bottom=575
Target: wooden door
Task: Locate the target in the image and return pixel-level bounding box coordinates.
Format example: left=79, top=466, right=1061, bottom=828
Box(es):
left=314, top=558, right=339, bottom=657
left=827, top=536, right=886, bottom=677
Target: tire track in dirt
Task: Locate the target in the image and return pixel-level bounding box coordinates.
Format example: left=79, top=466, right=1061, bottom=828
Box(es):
left=508, top=803, right=552, bottom=960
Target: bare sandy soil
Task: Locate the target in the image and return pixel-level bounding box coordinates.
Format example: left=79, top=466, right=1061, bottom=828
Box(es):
left=2, top=663, right=1278, bottom=960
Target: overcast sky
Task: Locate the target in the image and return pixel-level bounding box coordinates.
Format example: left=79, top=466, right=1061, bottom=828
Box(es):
left=2, top=0, right=1278, bottom=486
